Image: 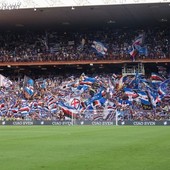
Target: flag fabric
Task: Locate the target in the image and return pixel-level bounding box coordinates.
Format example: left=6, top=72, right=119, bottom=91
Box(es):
left=151, top=73, right=165, bottom=83
left=140, top=98, right=151, bottom=106
left=149, top=92, right=163, bottom=107
left=0, top=74, right=12, bottom=88
left=118, top=99, right=131, bottom=107
left=129, top=34, right=144, bottom=59
left=124, top=88, right=138, bottom=98
left=23, top=76, right=34, bottom=99
left=83, top=104, right=95, bottom=120
left=137, top=91, right=149, bottom=100
left=47, top=96, right=57, bottom=110
left=128, top=71, right=142, bottom=90
left=58, top=101, right=79, bottom=119
left=0, top=72, right=169, bottom=120
left=158, top=79, right=170, bottom=95
left=80, top=77, right=96, bottom=86
left=77, top=84, right=89, bottom=91
left=70, top=98, right=81, bottom=109
left=129, top=45, right=138, bottom=59
left=19, top=106, right=30, bottom=112
left=138, top=46, right=148, bottom=56
left=133, top=34, right=144, bottom=47
left=38, top=79, right=47, bottom=89
left=137, top=90, right=152, bottom=110
left=92, top=41, right=107, bottom=56
left=93, top=97, right=107, bottom=107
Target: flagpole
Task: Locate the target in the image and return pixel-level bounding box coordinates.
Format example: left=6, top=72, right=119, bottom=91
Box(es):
left=72, top=111, right=74, bottom=125
left=115, top=108, right=118, bottom=126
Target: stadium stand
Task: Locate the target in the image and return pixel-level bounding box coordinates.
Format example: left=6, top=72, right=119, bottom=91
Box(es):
left=0, top=27, right=169, bottom=63
left=0, top=2, right=169, bottom=123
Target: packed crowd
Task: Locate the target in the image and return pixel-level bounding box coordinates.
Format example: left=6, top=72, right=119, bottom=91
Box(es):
left=0, top=69, right=170, bottom=121
left=0, top=27, right=169, bottom=62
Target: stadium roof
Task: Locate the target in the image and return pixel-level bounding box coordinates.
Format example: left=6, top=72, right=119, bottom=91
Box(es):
left=0, top=3, right=169, bottom=30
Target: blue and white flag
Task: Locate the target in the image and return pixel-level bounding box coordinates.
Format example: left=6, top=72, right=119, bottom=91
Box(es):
left=0, top=74, right=12, bottom=88
left=129, top=34, right=144, bottom=59
left=129, top=45, right=138, bottom=59
left=124, top=88, right=138, bottom=98
left=23, top=76, right=34, bottom=98
left=158, top=79, right=170, bottom=95
left=93, top=97, right=107, bottom=107
left=151, top=73, right=165, bottom=84
left=140, top=98, right=151, bottom=106
left=133, top=34, right=144, bottom=47
left=137, top=91, right=149, bottom=101
left=92, top=41, right=107, bottom=55
left=138, top=46, right=148, bottom=56
left=80, top=77, right=96, bottom=85
left=58, top=101, right=78, bottom=119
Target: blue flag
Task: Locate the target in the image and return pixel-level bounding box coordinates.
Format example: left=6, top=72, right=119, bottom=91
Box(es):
left=23, top=76, right=34, bottom=98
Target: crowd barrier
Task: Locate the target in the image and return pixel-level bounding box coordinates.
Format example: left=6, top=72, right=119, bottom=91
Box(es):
left=0, top=120, right=170, bottom=126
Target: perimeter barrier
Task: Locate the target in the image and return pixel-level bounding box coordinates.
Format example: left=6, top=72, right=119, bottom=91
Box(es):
left=0, top=120, right=170, bottom=126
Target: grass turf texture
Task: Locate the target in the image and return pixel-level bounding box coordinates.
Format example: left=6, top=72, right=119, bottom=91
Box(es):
left=0, top=126, right=170, bottom=170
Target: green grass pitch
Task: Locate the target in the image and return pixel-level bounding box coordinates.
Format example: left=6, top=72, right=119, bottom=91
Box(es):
left=0, top=126, right=170, bottom=170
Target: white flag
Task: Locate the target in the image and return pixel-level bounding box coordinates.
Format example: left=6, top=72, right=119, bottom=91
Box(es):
left=0, top=74, right=12, bottom=87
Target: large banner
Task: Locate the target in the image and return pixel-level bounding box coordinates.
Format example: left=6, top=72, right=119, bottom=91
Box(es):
left=118, top=120, right=170, bottom=126
left=0, top=120, right=116, bottom=126
left=0, top=120, right=73, bottom=126
left=0, top=120, right=170, bottom=126
left=76, top=120, right=116, bottom=125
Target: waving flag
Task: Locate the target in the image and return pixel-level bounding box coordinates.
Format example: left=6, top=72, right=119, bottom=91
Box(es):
left=146, top=85, right=159, bottom=102
left=58, top=101, right=79, bottom=119
left=138, top=46, right=148, bottom=56
left=80, top=77, right=96, bottom=86
left=118, top=99, right=132, bottom=107
left=137, top=91, right=149, bottom=100
left=0, top=74, right=12, bottom=88
left=129, top=34, right=144, bottom=60
left=158, top=79, right=170, bottom=95
left=77, top=84, right=89, bottom=90
left=23, top=76, right=34, bottom=99
left=124, top=88, right=138, bottom=98
left=70, top=98, right=81, bottom=109
left=92, top=41, right=107, bottom=56
left=129, top=45, right=138, bottom=59
left=151, top=73, right=165, bottom=84
left=140, top=98, right=151, bottom=106
left=47, top=96, right=57, bottom=110
left=137, top=91, right=152, bottom=109
left=133, top=34, right=144, bottom=47
left=93, top=97, right=107, bottom=107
